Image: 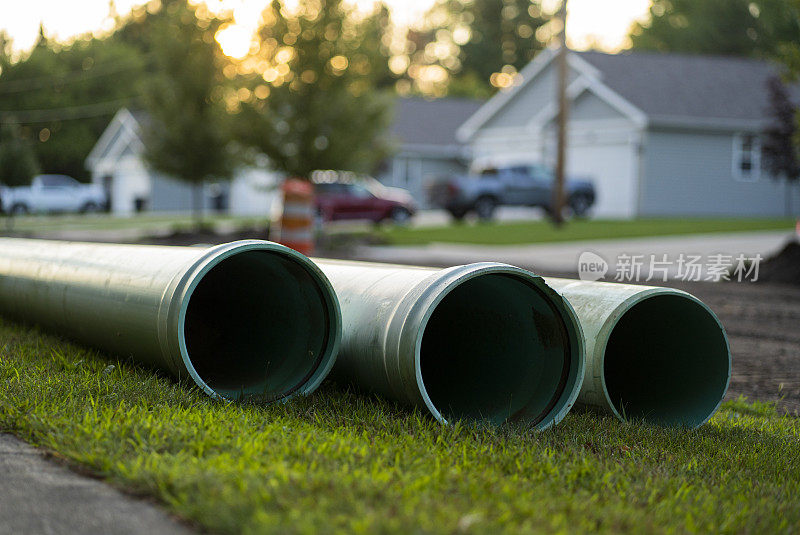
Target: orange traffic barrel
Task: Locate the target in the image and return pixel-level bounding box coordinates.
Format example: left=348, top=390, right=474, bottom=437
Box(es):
left=279, top=178, right=315, bottom=255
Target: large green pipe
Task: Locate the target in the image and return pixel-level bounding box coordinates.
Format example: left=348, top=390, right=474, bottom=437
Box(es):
left=0, top=238, right=341, bottom=402
left=545, top=278, right=731, bottom=428
left=313, top=259, right=585, bottom=429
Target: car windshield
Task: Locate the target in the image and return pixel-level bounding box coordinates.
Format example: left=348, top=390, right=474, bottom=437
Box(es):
left=39, top=175, right=77, bottom=187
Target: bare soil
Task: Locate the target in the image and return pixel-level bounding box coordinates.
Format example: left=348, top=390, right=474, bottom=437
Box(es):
left=666, top=279, right=800, bottom=415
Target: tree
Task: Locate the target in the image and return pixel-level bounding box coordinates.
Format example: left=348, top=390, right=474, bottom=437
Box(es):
left=630, top=0, right=800, bottom=58
left=235, top=0, right=393, bottom=178
left=762, top=75, right=800, bottom=215
left=0, top=30, right=146, bottom=180
left=0, top=122, right=40, bottom=186
left=138, top=0, right=237, bottom=225
left=394, top=0, right=547, bottom=97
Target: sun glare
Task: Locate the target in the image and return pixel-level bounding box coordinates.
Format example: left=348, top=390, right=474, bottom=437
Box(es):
left=2, top=0, right=652, bottom=58
left=215, top=23, right=252, bottom=59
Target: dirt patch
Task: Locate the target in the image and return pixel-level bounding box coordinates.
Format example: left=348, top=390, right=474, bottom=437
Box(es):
left=758, top=239, right=800, bottom=285
left=140, top=225, right=272, bottom=246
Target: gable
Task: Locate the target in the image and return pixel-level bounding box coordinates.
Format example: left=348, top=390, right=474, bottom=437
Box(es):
left=481, top=63, right=581, bottom=130
left=569, top=90, right=626, bottom=122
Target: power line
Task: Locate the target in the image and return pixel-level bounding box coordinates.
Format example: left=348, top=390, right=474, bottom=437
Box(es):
left=0, top=97, right=139, bottom=124
left=0, top=57, right=149, bottom=94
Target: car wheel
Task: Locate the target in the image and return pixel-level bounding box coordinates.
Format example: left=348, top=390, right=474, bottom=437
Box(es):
left=80, top=202, right=100, bottom=214
left=390, top=207, right=412, bottom=226
left=568, top=194, right=591, bottom=218
left=10, top=204, right=29, bottom=216
left=473, top=196, right=497, bottom=221
left=448, top=208, right=467, bottom=222
left=314, top=208, right=325, bottom=229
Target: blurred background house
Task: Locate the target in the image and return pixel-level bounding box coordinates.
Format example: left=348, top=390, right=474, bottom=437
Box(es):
left=85, top=108, right=281, bottom=216
left=457, top=49, right=800, bottom=218
left=376, top=97, right=482, bottom=206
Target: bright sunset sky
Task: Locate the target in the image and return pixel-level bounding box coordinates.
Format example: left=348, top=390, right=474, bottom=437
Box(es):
left=1, top=0, right=652, bottom=57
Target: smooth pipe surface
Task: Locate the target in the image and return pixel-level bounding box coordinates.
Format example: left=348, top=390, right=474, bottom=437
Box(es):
left=545, top=278, right=731, bottom=428
left=313, top=259, right=585, bottom=428
left=0, top=238, right=341, bottom=401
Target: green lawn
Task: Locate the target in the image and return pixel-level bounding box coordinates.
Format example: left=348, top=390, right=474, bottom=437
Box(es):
left=379, top=218, right=796, bottom=246
left=1, top=319, right=798, bottom=534
left=1, top=213, right=266, bottom=234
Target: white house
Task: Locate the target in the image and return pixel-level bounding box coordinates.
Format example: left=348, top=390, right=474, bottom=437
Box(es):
left=88, top=99, right=481, bottom=215
left=86, top=108, right=281, bottom=217
left=457, top=49, right=800, bottom=218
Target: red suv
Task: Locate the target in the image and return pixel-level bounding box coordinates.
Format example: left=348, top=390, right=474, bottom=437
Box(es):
left=314, top=179, right=416, bottom=224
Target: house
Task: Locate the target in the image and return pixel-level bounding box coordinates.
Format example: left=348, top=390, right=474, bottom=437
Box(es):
left=457, top=49, right=800, bottom=218
left=88, top=98, right=482, bottom=215
left=86, top=108, right=281, bottom=217
left=376, top=97, right=483, bottom=205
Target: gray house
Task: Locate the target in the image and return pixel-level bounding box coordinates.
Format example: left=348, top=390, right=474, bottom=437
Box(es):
left=377, top=97, right=483, bottom=205
left=458, top=49, right=800, bottom=218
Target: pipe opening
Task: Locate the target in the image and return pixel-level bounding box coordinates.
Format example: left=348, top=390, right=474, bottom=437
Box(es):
left=604, top=294, right=730, bottom=427
left=419, top=274, right=572, bottom=425
left=184, top=250, right=331, bottom=400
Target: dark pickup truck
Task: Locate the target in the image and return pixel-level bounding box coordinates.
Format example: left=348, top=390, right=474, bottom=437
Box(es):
left=428, top=164, right=595, bottom=221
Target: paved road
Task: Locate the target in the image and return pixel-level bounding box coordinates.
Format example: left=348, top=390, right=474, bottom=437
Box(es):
left=0, top=433, right=192, bottom=535
left=350, top=230, right=796, bottom=281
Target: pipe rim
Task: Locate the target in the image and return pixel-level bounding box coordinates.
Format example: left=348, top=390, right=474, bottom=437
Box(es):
left=168, top=240, right=341, bottom=401
left=406, top=263, right=585, bottom=428
left=596, top=288, right=732, bottom=427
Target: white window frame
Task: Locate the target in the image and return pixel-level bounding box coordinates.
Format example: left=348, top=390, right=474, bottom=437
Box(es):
left=732, top=133, right=761, bottom=182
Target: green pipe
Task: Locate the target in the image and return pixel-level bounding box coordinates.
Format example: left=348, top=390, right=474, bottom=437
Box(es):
left=313, top=259, right=585, bottom=429
left=0, top=238, right=341, bottom=402
left=545, top=278, right=731, bottom=428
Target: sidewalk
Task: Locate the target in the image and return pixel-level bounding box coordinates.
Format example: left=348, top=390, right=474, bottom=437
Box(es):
left=350, top=230, right=795, bottom=280
left=0, top=433, right=192, bottom=535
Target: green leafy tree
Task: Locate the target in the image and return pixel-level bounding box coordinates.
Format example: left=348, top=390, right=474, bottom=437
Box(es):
left=138, top=0, right=237, bottom=225
left=762, top=75, right=800, bottom=215
left=630, top=0, right=800, bottom=58
left=0, top=29, right=145, bottom=180
left=236, top=0, right=393, bottom=178
left=396, top=0, right=546, bottom=97
left=0, top=122, right=40, bottom=187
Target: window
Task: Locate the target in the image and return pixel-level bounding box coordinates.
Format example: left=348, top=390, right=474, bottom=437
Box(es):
left=733, top=133, right=761, bottom=182
left=39, top=175, right=78, bottom=187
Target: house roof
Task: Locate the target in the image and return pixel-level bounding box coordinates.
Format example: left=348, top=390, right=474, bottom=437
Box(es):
left=577, top=50, right=793, bottom=126
left=391, top=97, right=483, bottom=152
left=458, top=49, right=796, bottom=140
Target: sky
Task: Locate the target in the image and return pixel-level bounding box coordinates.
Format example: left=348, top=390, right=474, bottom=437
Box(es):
left=0, top=0, right=652, bottom=57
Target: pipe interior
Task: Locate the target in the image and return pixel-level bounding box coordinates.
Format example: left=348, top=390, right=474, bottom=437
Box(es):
left=419, top=274, right=571, bottom=425
left=184, top=250, right=330, bottom=400
left=603, top=294, right=730, bottom=427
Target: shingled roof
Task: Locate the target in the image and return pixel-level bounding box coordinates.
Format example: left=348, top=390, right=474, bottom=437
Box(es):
left=459, top=49, right=797, bottom=140
left=577, top=50, right=794, bottom=126
left=390, top=97, right=483, bottom=151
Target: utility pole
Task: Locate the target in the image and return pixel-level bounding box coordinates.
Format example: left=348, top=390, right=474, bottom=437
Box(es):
left=552, top=0, right=568, bottom=226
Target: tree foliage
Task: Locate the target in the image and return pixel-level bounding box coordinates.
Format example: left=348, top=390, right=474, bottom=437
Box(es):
left=137, top=0, right=236, bottom=217
left=391, top=0, right=546, bottom=97
left=762, top=75, right=800, bottom=183
left=0, top=30, right=145, bottom=180
left=630, top=0, right=800, bottom=58
left=235, top=0, right=393, bottom=178
left=0, top=122, right=40, bottom=186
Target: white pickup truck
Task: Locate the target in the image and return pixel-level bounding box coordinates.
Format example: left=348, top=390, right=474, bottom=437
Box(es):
left=0, top=174, right=107, bottom=215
